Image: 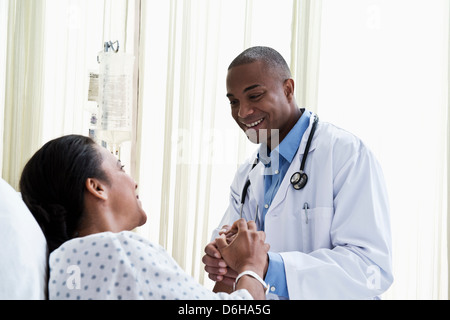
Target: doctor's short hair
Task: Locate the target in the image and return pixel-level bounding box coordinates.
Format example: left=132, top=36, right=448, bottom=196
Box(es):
left=228, top=46, right=292, bottom=80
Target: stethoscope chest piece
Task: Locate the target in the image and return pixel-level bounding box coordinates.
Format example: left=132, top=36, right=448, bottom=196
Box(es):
left=289, top=114, right=318, bottom=191
left=290, top=171, right=308, bottom=190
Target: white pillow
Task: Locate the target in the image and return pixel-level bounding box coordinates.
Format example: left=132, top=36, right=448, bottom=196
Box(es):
left=0, top=178, right=48, bottom=299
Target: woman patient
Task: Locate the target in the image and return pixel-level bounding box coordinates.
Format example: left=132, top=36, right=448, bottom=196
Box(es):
left=19, top=135, right=269, bottom=300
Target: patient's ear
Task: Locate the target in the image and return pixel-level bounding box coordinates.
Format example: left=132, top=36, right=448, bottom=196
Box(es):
left=85, top=178, right=108, bottom=200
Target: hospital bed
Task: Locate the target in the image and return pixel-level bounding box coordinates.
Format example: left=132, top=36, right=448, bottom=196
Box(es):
left=0, top=178, right=48, bottom=299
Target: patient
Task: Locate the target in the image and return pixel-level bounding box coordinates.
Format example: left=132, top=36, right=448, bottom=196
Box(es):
left=19, top=135, right=269, bottom=300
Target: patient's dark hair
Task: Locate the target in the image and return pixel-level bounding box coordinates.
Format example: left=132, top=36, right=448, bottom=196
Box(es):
left=228, top=46, right=292, bottom=80
left=19, top=135, right=109, bottom=253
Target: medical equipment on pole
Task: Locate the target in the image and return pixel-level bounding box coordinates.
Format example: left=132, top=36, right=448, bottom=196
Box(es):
left=97, top=41, right=135, bottom=148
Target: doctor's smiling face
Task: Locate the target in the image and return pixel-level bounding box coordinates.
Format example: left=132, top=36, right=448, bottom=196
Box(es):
left=226, top=51, right=301, bottom=150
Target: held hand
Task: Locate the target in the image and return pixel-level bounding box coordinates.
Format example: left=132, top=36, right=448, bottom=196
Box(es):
left=220, top=225, right=237, bottom=244
left=202, top=242, right=237, bottom=286
left=215, top=219, right=270, bottom=278
left=202, top=227, right=238, bottom=287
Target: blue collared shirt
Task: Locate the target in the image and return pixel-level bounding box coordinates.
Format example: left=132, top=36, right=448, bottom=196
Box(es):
left=258, top=110, right=311, bottom=299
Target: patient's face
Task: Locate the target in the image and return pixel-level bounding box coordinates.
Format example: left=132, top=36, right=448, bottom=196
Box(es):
left=96, top=145, right=147, bottom=230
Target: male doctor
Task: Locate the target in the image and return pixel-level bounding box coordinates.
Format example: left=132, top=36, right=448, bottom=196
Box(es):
left=202, top=46, right=393, bottom=299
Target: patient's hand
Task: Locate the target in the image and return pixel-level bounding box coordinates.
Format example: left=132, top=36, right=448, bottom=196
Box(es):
left=220, top=225, right=237, bottom=244
left=215, top=219, right=269, bottom=278
left=203, top=230, right=237, bottom=288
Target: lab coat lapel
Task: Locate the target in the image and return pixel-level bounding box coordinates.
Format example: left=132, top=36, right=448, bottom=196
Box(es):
left=268, top=152, right=301, bottom=211
left=248, top=161, right=265, bottom=208
left=269, top=115, right=319, bottom=211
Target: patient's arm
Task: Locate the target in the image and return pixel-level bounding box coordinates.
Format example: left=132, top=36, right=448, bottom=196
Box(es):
left=48, top=231, right=256, bottom=300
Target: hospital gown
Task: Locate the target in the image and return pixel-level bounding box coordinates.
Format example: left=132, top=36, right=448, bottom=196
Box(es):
left=49, top=231, right=252, bottom=300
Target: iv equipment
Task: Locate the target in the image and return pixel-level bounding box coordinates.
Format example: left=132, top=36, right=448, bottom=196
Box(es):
left=96, top=42, right=135, bottom=147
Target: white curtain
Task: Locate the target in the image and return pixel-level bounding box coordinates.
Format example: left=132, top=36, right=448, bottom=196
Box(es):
left=1, top=0, right=138, bottom=189
left=290, top=0, right=322, bottom=113
left=317, top=0, right=449, bottom=299
left=446, top=0, right=450, bottom=299
left=136, top=0, right=312, bottom=286
left=0, top=0, right=9, bottom=175
left=2, top=0, right=46, bottom=190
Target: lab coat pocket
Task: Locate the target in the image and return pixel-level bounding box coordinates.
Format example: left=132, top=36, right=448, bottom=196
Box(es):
left=301, top=206, right=334, bottom=253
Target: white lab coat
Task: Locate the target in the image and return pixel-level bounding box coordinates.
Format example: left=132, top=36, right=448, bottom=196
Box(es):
left=213, top=113, right=393, bottom=299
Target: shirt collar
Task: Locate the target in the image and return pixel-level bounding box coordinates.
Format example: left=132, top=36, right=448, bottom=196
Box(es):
left=258, top=110, right=312, bottom=165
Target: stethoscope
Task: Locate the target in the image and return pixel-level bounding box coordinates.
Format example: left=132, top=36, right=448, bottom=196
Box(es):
left=240, top=114, right=319, bottom=220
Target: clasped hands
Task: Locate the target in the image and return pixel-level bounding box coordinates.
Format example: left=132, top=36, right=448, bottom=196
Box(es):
left=202, top=219, right=270, bottom=290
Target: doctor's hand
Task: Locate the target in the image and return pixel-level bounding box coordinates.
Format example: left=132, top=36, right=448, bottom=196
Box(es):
left=215, top=219, right=270, bottom=279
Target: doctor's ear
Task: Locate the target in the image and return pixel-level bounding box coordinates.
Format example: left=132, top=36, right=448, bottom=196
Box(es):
left=283, top=78, right=295, bottom=102
left=85, top=178, right=108, bottom=201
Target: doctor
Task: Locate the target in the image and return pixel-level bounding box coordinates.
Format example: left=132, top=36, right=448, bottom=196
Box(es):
left=202, top=46, right=393, bottom=299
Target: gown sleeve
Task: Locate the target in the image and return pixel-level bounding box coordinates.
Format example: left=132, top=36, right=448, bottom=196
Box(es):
left=48, top=231, right=252, bottom=300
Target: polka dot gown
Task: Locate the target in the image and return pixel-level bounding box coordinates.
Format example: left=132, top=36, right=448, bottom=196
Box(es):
left=49, top=231, right=252, bottom=300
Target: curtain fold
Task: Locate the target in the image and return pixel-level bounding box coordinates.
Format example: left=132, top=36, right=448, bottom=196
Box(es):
left=0, top=0, right=9, bottom=174
left=290, top=0, right=322, bottom=113
left=2, top=0, right=46, bottom=190
left=158, top=0, right=177, bottom=254
left=447, top=0, right=450, bottom=299
left=154, top=0, right=227, bottom=281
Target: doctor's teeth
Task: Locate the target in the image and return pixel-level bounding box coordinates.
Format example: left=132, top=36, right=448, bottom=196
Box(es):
left=246, top=119, right=263, bottom=128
